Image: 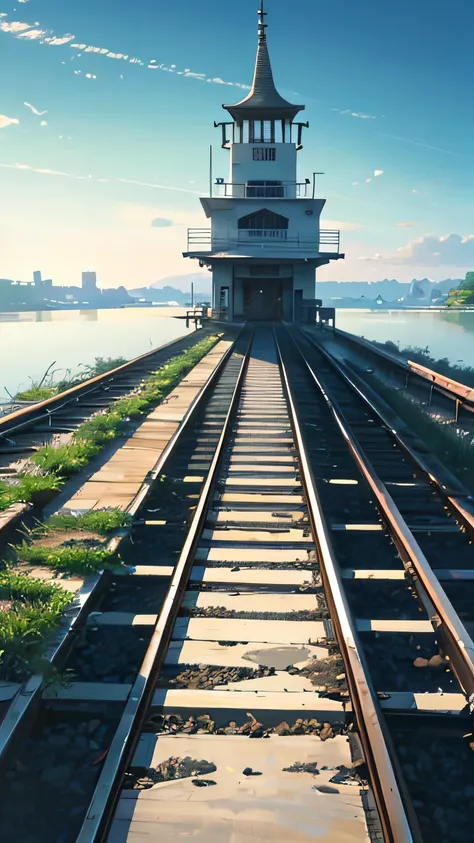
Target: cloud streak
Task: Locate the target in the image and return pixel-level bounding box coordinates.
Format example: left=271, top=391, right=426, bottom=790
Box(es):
left=24, top=101, right=47, bottom=116
left=0, top=15, right=251, bottom=92
left=332, top=108, right=378, bottom=119
left=378, top=133, right=457, bottom=156
left=0, top=114, right=19, bottom=129
left=0, top=161, right=203, bottom=194
left=353, top=169, right=384, bottom=186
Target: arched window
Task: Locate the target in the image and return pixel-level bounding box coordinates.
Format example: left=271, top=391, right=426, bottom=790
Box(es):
left=238, top=209, right=289, bottom=239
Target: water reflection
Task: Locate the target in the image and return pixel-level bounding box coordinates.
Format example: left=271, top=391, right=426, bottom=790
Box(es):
left=0, top=307, right=192, bottom=396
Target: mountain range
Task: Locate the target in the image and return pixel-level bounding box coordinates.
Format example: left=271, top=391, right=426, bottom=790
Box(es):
left=128, top=275, right=460, bottom=305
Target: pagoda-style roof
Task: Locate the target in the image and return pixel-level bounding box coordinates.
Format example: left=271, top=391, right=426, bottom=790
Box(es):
left=223, top=4, right=304, bottom=122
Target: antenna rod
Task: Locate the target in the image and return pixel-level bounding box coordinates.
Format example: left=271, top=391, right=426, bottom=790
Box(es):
left=258, top=1, right=267, bottom=41
left=209, top=145, right=213, bottom=198
left=312, top=172, right=324, bottom=199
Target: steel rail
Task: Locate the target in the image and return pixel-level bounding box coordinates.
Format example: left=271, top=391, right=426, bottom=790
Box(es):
left=324, top=327, right=474, bottom=412
left=0, top=331, right=241, bottom=770
left=303, top=330, right=474, bottom=531
left=75, top=331, right=253, bottom=843
left=274, top=327, right=415, bottom=843
left=288, top=328, right=474, bottom=706
left=0, top=330, right=213, bottom=440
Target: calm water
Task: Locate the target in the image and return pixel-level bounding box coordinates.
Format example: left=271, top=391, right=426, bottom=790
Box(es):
left=2, top=306, right=474, bottom=400
left=337, top=309, right=474, bottom=367
left=0, top=307, right=193, bottom=397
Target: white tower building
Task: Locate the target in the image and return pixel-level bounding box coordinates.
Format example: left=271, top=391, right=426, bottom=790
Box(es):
left=183, top=3, right=344, bottom=321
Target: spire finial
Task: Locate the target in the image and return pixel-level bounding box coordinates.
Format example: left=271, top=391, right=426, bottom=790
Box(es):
left=258, top=1, right=267, bottom=42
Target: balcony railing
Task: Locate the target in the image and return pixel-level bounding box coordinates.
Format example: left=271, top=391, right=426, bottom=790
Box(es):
left=213, top=182, right=311, bottom=199
left=241, top=228, right=288, bottom=239
left=186, top=228, right=341, bottom=253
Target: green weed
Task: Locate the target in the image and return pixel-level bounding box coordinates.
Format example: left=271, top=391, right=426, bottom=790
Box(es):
left=0, top=474, right=64, bottom=510
left=31, top=441, right=100, bottom=475
left=112, top=395, right=150, bottom=419
left=45, top=508, right=132, bottom=536
left=15, top=540, right=123, bottom=574
left=15, top=386, right=58, bottom=402
left=0, top=571, right=72, bottom=682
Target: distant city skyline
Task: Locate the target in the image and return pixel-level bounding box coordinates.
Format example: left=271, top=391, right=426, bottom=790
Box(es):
left=1, top=0, right=473, bottom=287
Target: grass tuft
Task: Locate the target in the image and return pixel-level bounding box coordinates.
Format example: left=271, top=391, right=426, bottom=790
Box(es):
left=74, top=412, right=123, bottom=445
left=31, top=441, right=100, bottom=475
left=45, top=508, right=132, bottom=536
left=15, top=540, right=123, bottom=574
left=15, top=386, right=58, bottom=402
left=112, top=395, right=150, bottom=419
left=0, top=474, right=64, bottom=511
left=0, top=571, right=72, bottom=682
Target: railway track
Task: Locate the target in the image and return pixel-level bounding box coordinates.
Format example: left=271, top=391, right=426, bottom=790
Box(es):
left=0, top=328, right=219, bottom=456
left=1, top=323, right=473, bottom=843
left=316, top=326, right=474, bottom=424
left=278, top=324, right=474, bottom=843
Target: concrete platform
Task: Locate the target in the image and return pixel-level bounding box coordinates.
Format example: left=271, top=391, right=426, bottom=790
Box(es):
left=181, top=592, right=319, bottom=613
left=172, top=617, right=327, bottom=644
left=107, top=734, right=370, bottom=843
left=151, top=688, right=345, bottom=715
left=202, top=527, right=311, bottom=544
left=190, top=567, right=314, bottom=586
left=164, top=639, right=328, bottom=669
left=62, top=340, right=232, bottom=512
left=194, top=547, right=315, bottom=563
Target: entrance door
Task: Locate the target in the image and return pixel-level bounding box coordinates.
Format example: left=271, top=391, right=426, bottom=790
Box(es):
left=243, top=279, right=282, bottom=320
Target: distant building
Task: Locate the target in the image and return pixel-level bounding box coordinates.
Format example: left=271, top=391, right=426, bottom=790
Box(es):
left=82, top=271, right=98, bottom=294
left=33, top=270, right=42, bottom=286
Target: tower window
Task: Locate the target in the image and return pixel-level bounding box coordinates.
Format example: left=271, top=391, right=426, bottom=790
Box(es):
left=253, top=147, right=276, bottom=161
left=247, top=180, right=284, bottom=198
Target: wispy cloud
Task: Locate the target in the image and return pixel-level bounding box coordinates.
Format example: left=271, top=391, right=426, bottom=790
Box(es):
left=360, top=233, right=474, bottom=266
left=353, top=169, right=384, bottom=186
left=378, top=133, right=457, bottom=156
left=151, top=217, right=174, bottom=228
left=24, top=101, right=47, bottom=116
left=0, top=161, right=203, bottom=194
left=0, top=15, right=251, bottom=92
left=396, top=222, right=414, bottom=228
left=0, top=114, right=19, bottom=129
left=332, top=108, right=378, bottom=119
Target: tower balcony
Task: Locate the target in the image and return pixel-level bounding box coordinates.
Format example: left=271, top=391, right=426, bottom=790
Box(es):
left=213, top=181, right=311, bottom=199
left=186, top=227, right=341, bottom=254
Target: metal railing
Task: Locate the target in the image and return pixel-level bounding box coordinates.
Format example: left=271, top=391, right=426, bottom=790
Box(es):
left=186, top=227, right=341, bottom=253
left=213, top=182, right=310, bottom=199
left=241, top=228, right=288, bottom=240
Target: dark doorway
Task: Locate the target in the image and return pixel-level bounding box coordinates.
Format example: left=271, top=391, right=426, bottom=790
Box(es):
left=243, top=279, right=282, bottom=320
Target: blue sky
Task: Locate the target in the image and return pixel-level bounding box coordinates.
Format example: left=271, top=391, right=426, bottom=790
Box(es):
left=1, top=0, right=473, bottom=289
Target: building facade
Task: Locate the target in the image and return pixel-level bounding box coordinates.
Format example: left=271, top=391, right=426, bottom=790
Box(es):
left=82, top=271, right=98, bottom=295
left=183, top=2, right=344, bottom=321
